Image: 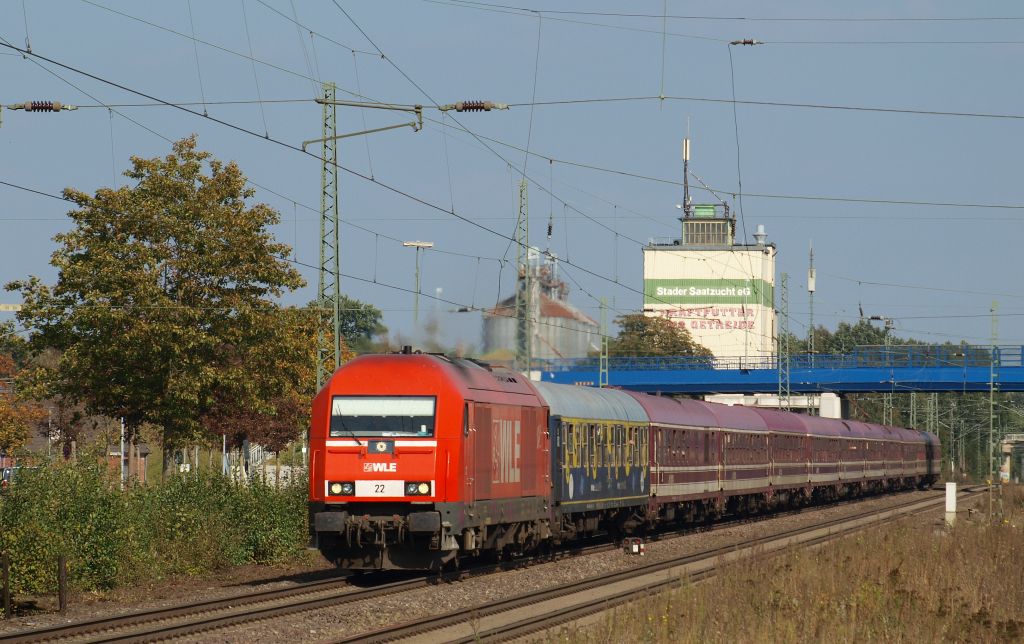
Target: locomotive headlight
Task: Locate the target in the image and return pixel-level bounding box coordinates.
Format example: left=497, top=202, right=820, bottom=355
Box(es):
left=329, top=481, right=355, bottom=496
left=404, top=481, right=431, bottom=496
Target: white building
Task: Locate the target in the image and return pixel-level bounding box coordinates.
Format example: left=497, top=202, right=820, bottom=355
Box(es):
left=643, top=204, right=776, bottom=359
left=483, top=253, right=598, bottom=361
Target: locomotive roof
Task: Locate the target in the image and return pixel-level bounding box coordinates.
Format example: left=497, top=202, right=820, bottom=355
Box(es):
left=332, top=354, right=544, bottom=405
left=533, top=381, right=648, bottom=423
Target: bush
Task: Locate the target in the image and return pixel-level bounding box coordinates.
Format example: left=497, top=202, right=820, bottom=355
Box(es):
left=0, top=462, right=309, bottom=595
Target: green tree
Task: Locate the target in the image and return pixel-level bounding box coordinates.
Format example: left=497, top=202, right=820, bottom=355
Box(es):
left=608, top=313, right=713, bottom=357
left=334, top=295, right=386, bottom=352
left=8, top=136, right=304, bottom=477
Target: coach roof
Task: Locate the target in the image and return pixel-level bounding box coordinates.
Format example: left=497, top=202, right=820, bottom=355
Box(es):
left=533, top=382, right=649, bottom=423
left=624, top=391, right=719, bottom=428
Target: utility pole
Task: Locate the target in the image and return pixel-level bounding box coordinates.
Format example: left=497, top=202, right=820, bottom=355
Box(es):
left=777, top=273, right=790, bottom=410
left=515, top=179, right=532, bottom=374
left=808, top=240, right=815, bottom=366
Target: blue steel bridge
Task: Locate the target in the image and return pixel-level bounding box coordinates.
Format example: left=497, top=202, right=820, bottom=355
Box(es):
left=537, top=345, right=1024, bottom=395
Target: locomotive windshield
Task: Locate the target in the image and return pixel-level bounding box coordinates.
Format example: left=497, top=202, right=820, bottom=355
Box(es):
left=330, top=396, right=436, bottom=437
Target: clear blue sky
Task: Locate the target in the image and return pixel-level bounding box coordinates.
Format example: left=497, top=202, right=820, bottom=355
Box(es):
left=2, top=1, right=1022, bottom=350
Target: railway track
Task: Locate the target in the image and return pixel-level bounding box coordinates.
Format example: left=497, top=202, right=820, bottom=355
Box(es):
left=0, top=487, right=961, bottom=643
left=0, top=537, right=612, bottom=643
left=344, top=487, right=982, bottom=643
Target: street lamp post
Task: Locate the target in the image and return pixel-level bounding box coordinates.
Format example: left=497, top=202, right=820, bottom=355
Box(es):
left=403, top=241, right=434, bottom=328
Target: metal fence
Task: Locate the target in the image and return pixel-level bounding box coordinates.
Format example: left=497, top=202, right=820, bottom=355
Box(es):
left=536, top=345, right=1024, bottom=373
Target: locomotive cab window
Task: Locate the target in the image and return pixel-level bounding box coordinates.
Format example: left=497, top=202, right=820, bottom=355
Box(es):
left=330, top=396, right=436, bottom=437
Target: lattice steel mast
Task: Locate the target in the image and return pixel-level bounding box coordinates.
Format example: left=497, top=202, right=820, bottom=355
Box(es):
left=515, top=179, right=532, bottom=373
left=777, top=272, right=790, bottom=409
left=317, top=81, right=340, bottom=390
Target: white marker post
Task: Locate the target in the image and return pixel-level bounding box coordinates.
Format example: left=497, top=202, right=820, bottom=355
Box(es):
left=945, top=482, right=957, bottom=527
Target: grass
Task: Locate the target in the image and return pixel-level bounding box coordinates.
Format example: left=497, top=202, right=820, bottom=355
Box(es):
left=551, top=487, right=1024, bottom=643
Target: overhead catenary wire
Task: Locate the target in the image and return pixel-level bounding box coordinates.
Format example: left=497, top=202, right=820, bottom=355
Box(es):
left=421, top=117, right=1024, bottom=212
left=423, top=0, right=1024, bottom=44
left=240, top=0, right=270, bottom=137
left=288, top=0, right=320, bottom=95
left=77, top=0, right=371, bottom=92
left=50, top=95, right=1024, bottom=213
left=184, top=0, right=209, bottom=117
left=20, top=0, right=31, bottom=52
left=428, top=1, right=1024, bottom=23
left=84, top=0, right=1024, bottom=124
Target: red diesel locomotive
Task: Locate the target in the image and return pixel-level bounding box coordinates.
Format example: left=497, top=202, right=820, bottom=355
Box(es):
left=308, top=351, right=940, bottom=570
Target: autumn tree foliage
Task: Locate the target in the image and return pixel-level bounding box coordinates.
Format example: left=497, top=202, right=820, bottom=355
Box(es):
left=608, top=313, right=713, bottom=358
left=8, top=136, right=307, bottom=475
left=0, top=347, right=45, bottom=456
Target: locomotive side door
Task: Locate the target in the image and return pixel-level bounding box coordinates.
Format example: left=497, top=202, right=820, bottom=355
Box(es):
left=463, top=402, right=476, bottom=503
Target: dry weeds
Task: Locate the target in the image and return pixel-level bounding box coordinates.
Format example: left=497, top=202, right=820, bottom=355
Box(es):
left=550, top=487, right=1024, bottom=643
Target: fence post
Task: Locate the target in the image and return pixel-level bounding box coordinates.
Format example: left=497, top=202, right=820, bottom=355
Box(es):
left=2, top=553, right=11, bottom=619
left=57, top=555, right=67, bottom=613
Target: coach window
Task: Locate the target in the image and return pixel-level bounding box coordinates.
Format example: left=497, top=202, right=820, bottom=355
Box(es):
left=589, top=424, right=597, bottom=470
left=562, top=422, right=571, bottom=469
left=573, top=423, right=582, bottom=469
left=580, top=425, right=588, bottom=470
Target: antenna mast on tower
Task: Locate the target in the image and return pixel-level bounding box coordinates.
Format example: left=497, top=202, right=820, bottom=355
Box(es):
left=682, top=137, right=691, bottom=220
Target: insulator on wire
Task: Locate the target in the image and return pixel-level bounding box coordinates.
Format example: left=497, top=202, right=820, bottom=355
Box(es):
left=28, top=101, right=60, bottom=112
left=547, top=222, right=553, bottom=239
left=446, top=100, right=508, bottom=112
left=456, top=100, right=488, bottom=112
left=6, top=101, right=77, bottom=112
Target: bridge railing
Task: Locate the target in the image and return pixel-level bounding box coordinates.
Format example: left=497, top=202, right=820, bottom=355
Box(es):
left=536, top=345, right=1024, bottom=373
